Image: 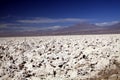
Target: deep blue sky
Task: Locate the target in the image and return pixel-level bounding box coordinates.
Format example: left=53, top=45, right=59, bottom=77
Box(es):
left=0, top=0, right=120, bottom=32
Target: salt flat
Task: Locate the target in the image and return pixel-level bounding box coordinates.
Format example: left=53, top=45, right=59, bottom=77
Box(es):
left=0, top=34, right=120, bottom=80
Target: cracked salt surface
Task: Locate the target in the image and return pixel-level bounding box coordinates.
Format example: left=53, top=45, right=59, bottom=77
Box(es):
left=0, top=34, right=120, bottom=80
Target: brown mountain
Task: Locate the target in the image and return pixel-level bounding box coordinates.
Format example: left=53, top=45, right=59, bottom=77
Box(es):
left=0, top=22, right=120, bottom=37
left=46, top=22, right=120, bottom=35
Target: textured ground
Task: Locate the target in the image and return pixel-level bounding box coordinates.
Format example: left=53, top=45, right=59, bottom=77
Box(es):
left=0, top=34, right=120, bottom=80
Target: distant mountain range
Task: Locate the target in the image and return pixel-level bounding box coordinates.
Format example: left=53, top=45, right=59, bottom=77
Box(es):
left=0, top=22, right=120, bottom=37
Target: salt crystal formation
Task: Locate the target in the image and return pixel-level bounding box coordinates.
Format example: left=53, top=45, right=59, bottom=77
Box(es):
left=0, top=34, right=120, bottom=80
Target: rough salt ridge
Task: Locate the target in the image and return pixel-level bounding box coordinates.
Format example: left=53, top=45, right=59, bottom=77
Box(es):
left=0, top=34, right=120, bottom=80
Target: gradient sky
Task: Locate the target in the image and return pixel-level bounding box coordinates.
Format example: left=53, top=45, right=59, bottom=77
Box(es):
left=0, top=0, right=120, bottom=32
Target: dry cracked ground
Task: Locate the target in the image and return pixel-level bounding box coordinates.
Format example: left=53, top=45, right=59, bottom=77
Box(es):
left=0, top=34, right=120, bottom=80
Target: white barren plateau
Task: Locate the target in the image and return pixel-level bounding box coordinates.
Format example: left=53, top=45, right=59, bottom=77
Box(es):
left=0, top=34, right=120, bottom=80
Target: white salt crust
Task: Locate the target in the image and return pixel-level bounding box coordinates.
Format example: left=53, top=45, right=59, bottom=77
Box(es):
left=0, top=34, right=120, bottom=80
